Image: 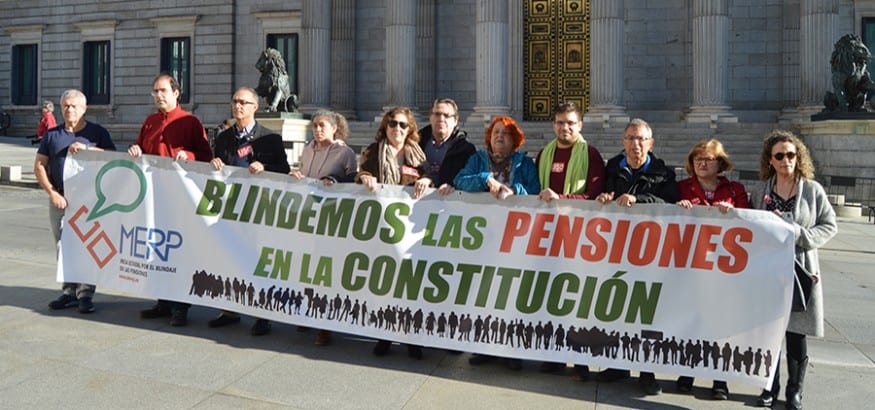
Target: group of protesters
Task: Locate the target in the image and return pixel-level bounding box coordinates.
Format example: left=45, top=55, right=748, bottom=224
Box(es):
left=35, top=73, right=836, bottom=409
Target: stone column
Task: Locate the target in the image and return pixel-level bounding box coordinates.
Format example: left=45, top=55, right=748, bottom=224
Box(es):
left=416, top=0, right=436, bottom=114
left=583, top=0, right=629, bottom=126
left=383, top=0, right=417, bottom=113
left=469, top=0, right=510, bottom=124
left=797, top=0, right=838, bottom=118
left=508, top=0, right=524, bottom=118
left=330, top=0, right=356, bottom=119
left=299, top=0, right=332, bottom=114
left=686, top=0, right=736, bottom=125
left=778, top=3, right=801, bottom=124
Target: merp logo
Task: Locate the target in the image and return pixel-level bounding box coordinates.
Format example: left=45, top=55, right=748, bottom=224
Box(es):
left=68, top=159, right=182, bottom=268
left=87, top=160, right=147, bottom=221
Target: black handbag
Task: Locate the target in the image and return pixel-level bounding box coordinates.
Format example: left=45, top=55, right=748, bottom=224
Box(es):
left=792, top=260, right=814, bottom=312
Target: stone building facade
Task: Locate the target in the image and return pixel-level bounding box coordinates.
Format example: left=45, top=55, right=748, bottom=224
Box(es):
left=2, top=1, right=874, bottom=177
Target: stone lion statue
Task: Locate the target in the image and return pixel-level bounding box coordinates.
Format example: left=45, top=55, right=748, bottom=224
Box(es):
left=255, top=48, right=298, bottom=112
left=823, top=34, right=875, bottom=112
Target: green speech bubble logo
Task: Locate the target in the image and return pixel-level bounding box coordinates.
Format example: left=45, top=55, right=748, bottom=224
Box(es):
left=87, top=160, right=147, bottom=221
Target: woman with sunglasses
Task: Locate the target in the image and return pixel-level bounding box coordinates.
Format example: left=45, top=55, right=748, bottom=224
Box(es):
left=751, top=130, right=836, bottom=409
left=674, top=138, right=749, bottom=400
left=356, top=106, right=431, bottom=359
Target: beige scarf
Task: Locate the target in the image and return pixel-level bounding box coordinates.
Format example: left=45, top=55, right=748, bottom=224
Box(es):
left=378, top=140, right=426, bottom=185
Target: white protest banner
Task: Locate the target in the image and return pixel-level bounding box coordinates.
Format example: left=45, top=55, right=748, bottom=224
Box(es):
left=60, top=151, right=794, bottom=389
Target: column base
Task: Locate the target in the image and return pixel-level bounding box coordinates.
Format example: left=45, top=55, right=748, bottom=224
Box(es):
left=466, top=106, right=511, bottom=127
left=794, top=104, right=826, bottom=123
left=376, top=106, right=422, bottom=124
left=685, top=106, right=738, bottom=127
left=583, top=105, right=630, bottom=128
left=296, top=104, right=324, bottom=117
left=778, top=106, right=801, bottom=125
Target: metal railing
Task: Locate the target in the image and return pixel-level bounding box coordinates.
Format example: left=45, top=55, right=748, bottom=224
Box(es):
left=731, top=169, right=875, bottom=206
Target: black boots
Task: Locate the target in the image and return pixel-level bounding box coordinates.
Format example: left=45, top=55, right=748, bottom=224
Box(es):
left=756, top=356, right=808, bottom=409
left=785, top=357, right=808, bottom=409
left=757, top=360, right=780, bottom=407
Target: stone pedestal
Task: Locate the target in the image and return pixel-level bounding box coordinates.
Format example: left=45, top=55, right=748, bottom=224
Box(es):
left=799, top=119, right=875, bottom=177
left=256, top=112, right=310, bottom=168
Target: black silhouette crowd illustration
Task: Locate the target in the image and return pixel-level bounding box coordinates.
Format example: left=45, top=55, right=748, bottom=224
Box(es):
left=189, top=269, right=772, bottom=379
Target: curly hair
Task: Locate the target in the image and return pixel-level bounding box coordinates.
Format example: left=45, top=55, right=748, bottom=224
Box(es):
left=758, top=130, right=815, bottom=181
left=375, top=106, right=420, bottom=144
left=311, top=110, right=349, bottom=141
left=684, top=138, right=734, bottom=176
left=485, top=116, right=526, bottom=152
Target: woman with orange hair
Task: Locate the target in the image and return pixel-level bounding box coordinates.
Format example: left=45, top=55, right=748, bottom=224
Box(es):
left=453, top=116, right=539, bottom=198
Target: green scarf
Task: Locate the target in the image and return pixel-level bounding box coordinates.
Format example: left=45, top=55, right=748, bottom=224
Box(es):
left=538, top=136, right=590, bottom=194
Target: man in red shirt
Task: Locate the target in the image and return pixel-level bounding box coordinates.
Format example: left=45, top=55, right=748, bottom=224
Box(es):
left=127, top=73, right=212, bottom=161
left=129, top=73, right=212, bottom=326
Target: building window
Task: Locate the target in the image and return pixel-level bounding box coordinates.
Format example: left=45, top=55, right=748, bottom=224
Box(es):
left=862, top=18, right=875, bottom=69
left=161, top=37, right=191, bottom=104
left=83, top=41, right=111, bottom=105
left=11, top=44, right=38, bottom=106
left=267, top=33, right=298, bottom=94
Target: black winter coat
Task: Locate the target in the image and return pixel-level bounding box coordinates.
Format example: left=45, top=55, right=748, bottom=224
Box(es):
left=603, top=152, right=679, bottom=203
left=418, top=125, right=476, bottom=187
left=213, top=123, right=291, bottom=174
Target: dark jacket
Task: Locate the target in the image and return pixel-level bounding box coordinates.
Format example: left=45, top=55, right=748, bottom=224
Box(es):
left=418, top=125, right=476, bottom=187
left=213, top=122, right=290, bottom=174
left=357, top=142, right=430, bottom=186
left=603, top=152, right=679, bottom=203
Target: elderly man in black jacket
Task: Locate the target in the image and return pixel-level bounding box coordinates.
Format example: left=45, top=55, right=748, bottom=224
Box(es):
left=207, top=86, right=290, bottom=336
left=595, top=118, right=678, bottom=396
left=418, top=98, right=475, bottom=193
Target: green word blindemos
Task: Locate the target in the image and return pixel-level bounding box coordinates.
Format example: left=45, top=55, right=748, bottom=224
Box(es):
left=196, top=179, right=408, bottom=244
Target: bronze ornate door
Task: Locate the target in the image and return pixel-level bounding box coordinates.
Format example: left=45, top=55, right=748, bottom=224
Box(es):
left=524, top=0, right=590, bottom=120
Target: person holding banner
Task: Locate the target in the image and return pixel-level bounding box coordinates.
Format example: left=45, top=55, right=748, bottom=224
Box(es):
left=595, top=118, right=678, bottom=396
left=751, top=130, right=836, bottom=410
left=291, top=109, right=357, bottom=345
left=675, top=138, right=749, bottom=400
left=536, top=101, right=605, bottom=203
left=130, top=73, right=212, bottom=327
left=453, top=116, right=539, bottom=199
left=535, top=101, right=605, bottom=380
left=454, top=116, right=537, bottom=370
left=292, top=109, right=357, bottom=186
left=207, top=86, right=291, bottom=337
left=418, top=98, right=476, bottom=193
left=357, top=107, right=431, bottom=359
left=35, top=89, right=116, bottom=314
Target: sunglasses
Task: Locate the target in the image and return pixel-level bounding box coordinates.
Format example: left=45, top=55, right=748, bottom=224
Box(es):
left=773, top=152, right=797, bottom=161
left=388, top=120, right=409, bottom=129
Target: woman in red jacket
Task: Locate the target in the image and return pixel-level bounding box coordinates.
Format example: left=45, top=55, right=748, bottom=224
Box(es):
left=675, top=138, right=749, bottom=400
left=677, top=138, right=749, bottom=212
